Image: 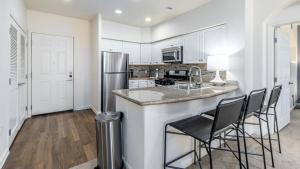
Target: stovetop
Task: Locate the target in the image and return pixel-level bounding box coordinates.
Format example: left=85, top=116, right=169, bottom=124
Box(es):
left=155, top=78, right=175, bottom=86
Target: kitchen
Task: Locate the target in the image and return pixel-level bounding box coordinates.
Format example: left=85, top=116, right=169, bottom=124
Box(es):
left=1, top=0, right=298, bottom=169
left=99, top=0, right=245, bottom=168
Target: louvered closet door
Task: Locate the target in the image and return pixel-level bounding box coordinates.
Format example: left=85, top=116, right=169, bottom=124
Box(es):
left=32, top=33, right=74, bottom=115
left=18, top=33, right=27, bottom=126
left=8, top=23, right=19, bottom=144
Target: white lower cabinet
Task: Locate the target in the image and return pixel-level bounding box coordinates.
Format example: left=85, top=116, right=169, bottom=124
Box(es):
left=129, top=80, right=155, bottom=89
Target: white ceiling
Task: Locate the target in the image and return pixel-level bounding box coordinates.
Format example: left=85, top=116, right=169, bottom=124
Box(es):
left=24, top=0, right=211, bottom=27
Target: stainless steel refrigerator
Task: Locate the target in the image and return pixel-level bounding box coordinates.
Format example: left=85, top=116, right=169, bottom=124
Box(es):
left=101, top=51, right=129, bottom=112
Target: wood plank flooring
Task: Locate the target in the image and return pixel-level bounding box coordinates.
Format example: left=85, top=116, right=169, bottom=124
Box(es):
left=3, top=110, right=97, bottom=169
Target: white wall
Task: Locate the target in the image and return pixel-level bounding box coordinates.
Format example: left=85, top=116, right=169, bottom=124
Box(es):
left=102, top=20, right=152, bottom=43
left=91, top=14, right=102, bottom=114
left=27, top=10, right=92, bottom=111
left=0, top=1, right=11, bottom=167
left=245, top=0, right=300, bottom=90
left=0, top=0, right=27, bottom=167
left=151, top=0, right=245, bottom=89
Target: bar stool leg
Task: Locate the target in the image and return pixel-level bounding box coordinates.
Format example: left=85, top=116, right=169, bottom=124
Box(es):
left=163, top=125, right=168, bottom=169
left=194, top=139, right=196, bottom=165
left=236, top=128, right=242, bottom=169
left=266, top=114, right=275, bottom=168
left=274, top=109, right=282, bottom=153
left=204, top=143, right=213, bottom=169
left=242, top=124, right=249, bottom=169
left=259, top=117, right=267, bottom=169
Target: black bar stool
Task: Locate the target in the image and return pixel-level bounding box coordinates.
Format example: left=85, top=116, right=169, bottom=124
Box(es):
left=163, top=95, right=247, bottom=169
left=261, top=85, right=282, bottom=167
left=204, top=89, right=268, bottom=169
left=240, top=88, right=268, bottom=169
left=228, top=86, right=282, bottom=169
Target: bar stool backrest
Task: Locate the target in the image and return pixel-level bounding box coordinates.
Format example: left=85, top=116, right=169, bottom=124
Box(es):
left=211, top=95, right=247, bottom=139
left=244, top=88, right=267, bottom=120
left=268, top=85, right=282, bottom=107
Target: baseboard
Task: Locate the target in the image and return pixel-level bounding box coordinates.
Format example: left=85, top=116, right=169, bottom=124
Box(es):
left=0, top=149, right=9, bottom=169
left=74, top=105, right=91, bottom=111
left=90, top=105, right=100, bottom=114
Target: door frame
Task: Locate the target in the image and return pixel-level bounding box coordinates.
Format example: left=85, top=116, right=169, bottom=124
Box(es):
left=29, top=32, right=75, bottom=116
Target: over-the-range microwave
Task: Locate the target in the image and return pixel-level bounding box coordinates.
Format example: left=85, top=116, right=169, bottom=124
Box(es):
left=162, top=46, right=183, bottom=63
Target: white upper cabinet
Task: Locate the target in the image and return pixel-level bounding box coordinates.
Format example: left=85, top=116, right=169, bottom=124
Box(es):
left=182, top=32, right=203, bottom=63
left=140, top=44, right=151, bottom=65
left=203, top=26, right=226, bottom=60
left=123, top=42, right=141, bottom=65
left=151, top=41, right=163, bottom=64
left=162, top=37, right=183, bottom=48
left=101, top=39, right=123, bottom=52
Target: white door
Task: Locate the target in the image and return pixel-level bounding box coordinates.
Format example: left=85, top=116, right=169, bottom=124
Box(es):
left=8, top=20, right=28, bottom=145
left=18, top=33, right=27, bottom=126
left=9, top=23, right=19, bottom=144
left=275, top=26, right=291, bottom=129
left=32, top=33, right=74, bottom=115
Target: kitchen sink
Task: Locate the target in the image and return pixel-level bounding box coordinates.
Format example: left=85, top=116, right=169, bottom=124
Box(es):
left=172, top=83, right=212, bottom=91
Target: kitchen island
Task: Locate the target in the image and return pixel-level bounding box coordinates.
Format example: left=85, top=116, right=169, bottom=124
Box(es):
left=113, top=84, right=242, bottom=169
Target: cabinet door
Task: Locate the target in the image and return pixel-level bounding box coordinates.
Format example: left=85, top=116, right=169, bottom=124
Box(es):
left=203, top=26, right=226, bottom=61
left=182, top=32, right=203, bottom=63
left=151, top=42, right=163, bottom=64
left=123, top=42, right=141, bottom=65
left=140, top=44, right=151, bottom=65
left=101, top=39, right=123, bottom=52
left=163, top=37, right=183, bottom=48
left=147, top=80, right=155, bottom=87
left=138, top=80, right=148, bottom=88
left=129, top=80, right=139, bottom=89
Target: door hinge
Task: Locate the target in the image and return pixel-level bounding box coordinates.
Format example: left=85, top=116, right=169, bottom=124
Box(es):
left=9, top=129, right=11, bottom=136
left=25, top=106, right=28, bottom=111
left=274, top=77, right=278, bottom=83
left=274, top=37, right=278, bottom=43
left=9, top=78, right=11, bottom=85
left=25, top=74, right=28, bottom=79
left=30, top=105, right=32, bottom=110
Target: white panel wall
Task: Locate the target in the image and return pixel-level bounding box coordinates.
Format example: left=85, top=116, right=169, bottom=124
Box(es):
left=91, top=14, right=102, bottom=114
left=27, top=10, right=92, bottom=111
left=151, top=0, right=245, bottom=89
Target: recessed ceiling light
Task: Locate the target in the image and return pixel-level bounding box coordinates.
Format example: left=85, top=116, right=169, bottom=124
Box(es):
left=145, top=17, right=152, bottom=22
left=166, top=6, right=173, bottom=10
left=115, top=9, right=123, bottom=14
left=63, top=0, right=72, bottom=2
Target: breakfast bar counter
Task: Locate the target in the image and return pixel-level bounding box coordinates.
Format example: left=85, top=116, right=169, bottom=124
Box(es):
left=113, top=84, right=242, bottom=169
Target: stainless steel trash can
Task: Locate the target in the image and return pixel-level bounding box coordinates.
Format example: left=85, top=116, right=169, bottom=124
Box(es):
left=95, top=112, right=122, bottom=169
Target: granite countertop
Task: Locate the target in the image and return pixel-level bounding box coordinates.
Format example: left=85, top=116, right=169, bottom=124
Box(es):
left=113, top=84, right=239, bottom=106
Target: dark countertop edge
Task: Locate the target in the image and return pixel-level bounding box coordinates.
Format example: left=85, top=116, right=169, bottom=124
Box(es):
left=113, top=86, right=239, bottom=106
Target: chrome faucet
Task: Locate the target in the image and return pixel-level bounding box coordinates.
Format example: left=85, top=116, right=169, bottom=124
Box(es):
left=188, top=66, right=203, bottom=88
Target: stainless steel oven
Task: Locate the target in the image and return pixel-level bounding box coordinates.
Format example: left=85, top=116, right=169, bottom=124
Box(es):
left=162, top=46, right=183, bottom=63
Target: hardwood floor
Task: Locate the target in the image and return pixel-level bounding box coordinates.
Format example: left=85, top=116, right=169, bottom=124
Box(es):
left=3, top=110, right=97, bottom=169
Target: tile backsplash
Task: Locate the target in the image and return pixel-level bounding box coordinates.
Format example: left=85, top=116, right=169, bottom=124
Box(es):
left=129, top=63, right=226, bottom=82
